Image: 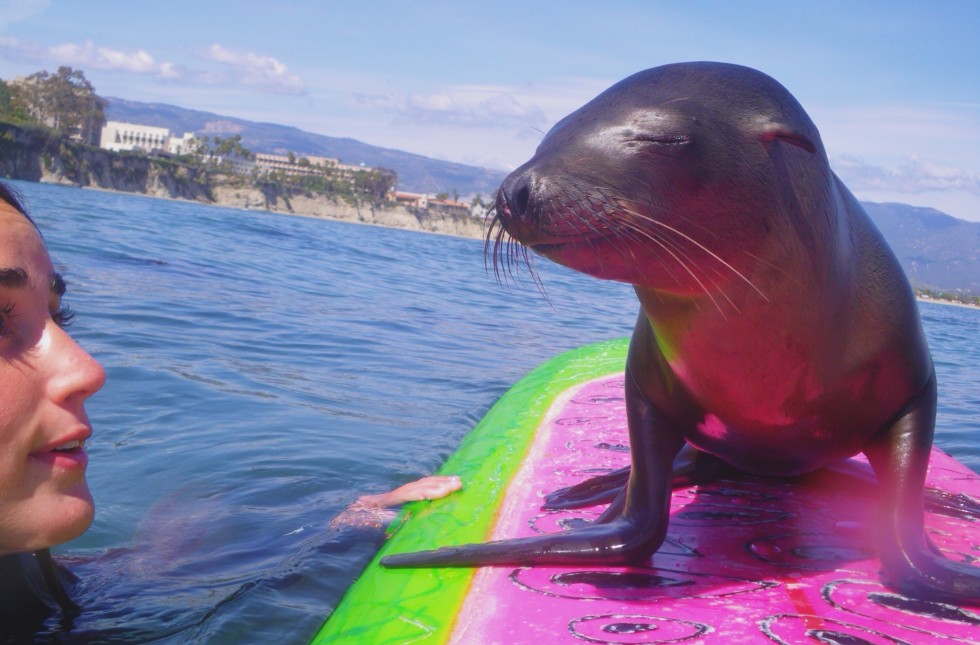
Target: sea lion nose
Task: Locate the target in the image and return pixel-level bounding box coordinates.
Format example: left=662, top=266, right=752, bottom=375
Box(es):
left=499, top=169, right=534, bottom=223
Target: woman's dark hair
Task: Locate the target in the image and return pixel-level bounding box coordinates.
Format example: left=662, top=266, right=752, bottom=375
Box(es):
left=0, top=179, right=37, bottom=227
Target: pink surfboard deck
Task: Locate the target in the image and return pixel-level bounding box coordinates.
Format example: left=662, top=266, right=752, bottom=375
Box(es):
left=451, top=373, right=979, bottom=644
left=314, top=339, right=979, bottom=644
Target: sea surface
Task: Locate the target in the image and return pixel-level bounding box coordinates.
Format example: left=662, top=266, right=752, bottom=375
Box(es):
left=8, top=179, right=978, bottom=643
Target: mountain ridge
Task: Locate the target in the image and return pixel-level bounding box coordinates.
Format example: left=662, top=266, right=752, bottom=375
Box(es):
left=861, top=202, right=979, bottom=296
left=105, top=97, right=508, bottom=199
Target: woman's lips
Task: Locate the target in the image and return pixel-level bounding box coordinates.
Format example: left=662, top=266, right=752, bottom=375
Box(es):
left=32, top=433, right=91, bottom=470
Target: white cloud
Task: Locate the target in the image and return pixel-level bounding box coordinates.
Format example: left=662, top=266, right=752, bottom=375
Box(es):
left=815, top=103, right=980, bottom=171
left=201, top=44, right=304, bottom=95
left=355, top=83, right=549, bottom=131
left=49, top=40, right=159, bottom=74
left=804, top=102, right=980, bottom=221
left=0, top=35, right=304, bottom=95
left=0, top=35, right=176, bottom=78
left=158, top=62, right=180, bottom=80
left=833, top=155, right=980, bottom=198
left=407, top=93, right=455, bottom=113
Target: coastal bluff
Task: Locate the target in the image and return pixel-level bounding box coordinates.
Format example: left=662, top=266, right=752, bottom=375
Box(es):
left=209, top=182, right=486, bottom=239
left=0, top=122, right=487, bottom=240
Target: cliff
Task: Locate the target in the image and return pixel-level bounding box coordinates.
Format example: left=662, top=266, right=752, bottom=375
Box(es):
left=0, top=122, right=211, bottom=198
left=0, top=122, right=487, bottom=240
left=208, top=178, right=485, bottom=238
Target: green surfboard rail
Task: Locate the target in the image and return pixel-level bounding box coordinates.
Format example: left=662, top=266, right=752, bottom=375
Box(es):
left=310, top=338, right=629, bottom=644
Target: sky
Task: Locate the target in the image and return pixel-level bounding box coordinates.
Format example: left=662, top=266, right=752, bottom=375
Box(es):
left=1, top=1, right=979, bottom=221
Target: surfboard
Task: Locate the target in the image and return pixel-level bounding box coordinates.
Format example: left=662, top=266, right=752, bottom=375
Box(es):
left=311, top=338, right=980, bottom=644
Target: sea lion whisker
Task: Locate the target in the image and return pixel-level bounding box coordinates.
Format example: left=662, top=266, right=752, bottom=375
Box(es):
left=741, top=250, right=805, bottom=290
left=521, top=243, right=553, bottom=305
left=624, top=224, right=726, bottom=314
left=485, top=211, right=527, bottom=291
left=488, top=235, right=552, bottom=305
left=483, top=211, right=500, bottom=279
left=653, top=230, right=740, bottom=312
left=624, top=208, right=768, bottom=302
left=594, top=185, right=671, bottom=217
left=572, top=196, right=625, bottom=278
left=593, top=184, right=681, bottom=221
left=482, top=209, right=498, bottom=256
left=587, top=196, right=703, bottom=295
left=486, top=213, right=511, bottom=286
left=596, top=185, right=718, bottom=239
left=486, top=201, right=552, bottom=302
left=636, top=224, right=741, bottom=309
left=581, top=200, right=667, bottom=287
left=617, top=218, right=726, bottom=316
left=608, top=216, right=685, bottom=290
left=578, top=189, right=734, bottom=309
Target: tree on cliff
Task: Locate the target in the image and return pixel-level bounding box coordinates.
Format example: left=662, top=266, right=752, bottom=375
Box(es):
left=213, top=134, right=252, bottom=160
left=0, top=80, right=22, bottom=122
left=5, top=67, right=105, bottom=144
left=353, top=168, right=398, bottom=204
left=0, top=80, right=33, bottom=124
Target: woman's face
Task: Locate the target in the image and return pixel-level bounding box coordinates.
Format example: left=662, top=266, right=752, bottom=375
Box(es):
left=0, top=200, right=106, bottom=555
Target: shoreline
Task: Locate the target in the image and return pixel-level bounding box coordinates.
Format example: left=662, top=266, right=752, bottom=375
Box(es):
left=917, top=297, right=980, bottom=310
left=73, top=181, right=489, bottom=241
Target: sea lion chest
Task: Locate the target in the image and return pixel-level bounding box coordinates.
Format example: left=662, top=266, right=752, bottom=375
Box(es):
left=636, top=290, right=915, bottom=476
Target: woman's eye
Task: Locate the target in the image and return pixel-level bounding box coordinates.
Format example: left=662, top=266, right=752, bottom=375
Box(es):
left=52, top=304, right=75, bottom=329
left=0, top=302, right=14, bottom=338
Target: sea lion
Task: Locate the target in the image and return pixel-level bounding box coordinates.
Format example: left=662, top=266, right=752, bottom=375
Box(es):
left=382, top=62, right=980, bottom=603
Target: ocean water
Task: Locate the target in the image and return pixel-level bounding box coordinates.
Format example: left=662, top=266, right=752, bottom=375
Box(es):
left=8, top=179, right=978, bottom=643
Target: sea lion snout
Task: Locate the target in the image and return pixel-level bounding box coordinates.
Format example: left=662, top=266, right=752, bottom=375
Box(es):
left=494, top=165, right=588, bottom=247
left=499, top=170, right=532, bottom=221
left=495, top=168, right=536, bottom=241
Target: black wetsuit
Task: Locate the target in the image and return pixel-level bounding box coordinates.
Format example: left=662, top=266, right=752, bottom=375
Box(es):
left=0, top=549, right=77, bottom=636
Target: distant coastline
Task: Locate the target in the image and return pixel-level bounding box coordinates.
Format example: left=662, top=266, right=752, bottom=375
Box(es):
left=0, top=120, right=489, bottom=240
left=917, top=295, right=980, bottom=310
left=75, top=178, right=489, bottom=240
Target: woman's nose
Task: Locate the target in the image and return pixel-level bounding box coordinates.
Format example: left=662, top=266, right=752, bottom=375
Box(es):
left=45, top=322, right=107, bottom=404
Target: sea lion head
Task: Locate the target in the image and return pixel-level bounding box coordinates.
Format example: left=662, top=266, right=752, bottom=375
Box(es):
left=490, top=62, right=826, bottom=295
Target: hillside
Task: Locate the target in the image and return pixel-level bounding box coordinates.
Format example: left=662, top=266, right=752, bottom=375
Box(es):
left=863, top=203, right=980, bottom=296
left=104, top=97, right=508, bottom=199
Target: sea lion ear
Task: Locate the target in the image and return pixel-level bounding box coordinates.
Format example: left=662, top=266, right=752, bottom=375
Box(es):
left=758, top=126, right=817, bottom=154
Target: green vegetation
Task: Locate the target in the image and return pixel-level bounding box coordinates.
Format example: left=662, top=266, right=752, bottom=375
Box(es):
left=433, top=189, right=461, bottom=202
left=915, top=288, right=980, bottom=307
left=0, top=80, right=28, bottom=123
left=1, top=66, right=400, bottom=206
left=198, top=134, right=253, bottom=161
left=249, top=158, right=396, bottom=205
left=0, top=66, right=104, bottom=144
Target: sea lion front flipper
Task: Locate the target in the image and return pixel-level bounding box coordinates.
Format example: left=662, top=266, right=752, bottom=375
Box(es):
left=864, top=372, right=980, bottom=605
left=543, top=445, right=736, bottom=510
left=382, top=367, right=684, bottom=569
left=542, top=466, right=630, bottom=510
left=380, top=516, right=660, bottom=567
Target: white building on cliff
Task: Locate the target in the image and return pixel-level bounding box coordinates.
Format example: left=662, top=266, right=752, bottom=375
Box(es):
left=100, top=121, right=195, bottom=155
